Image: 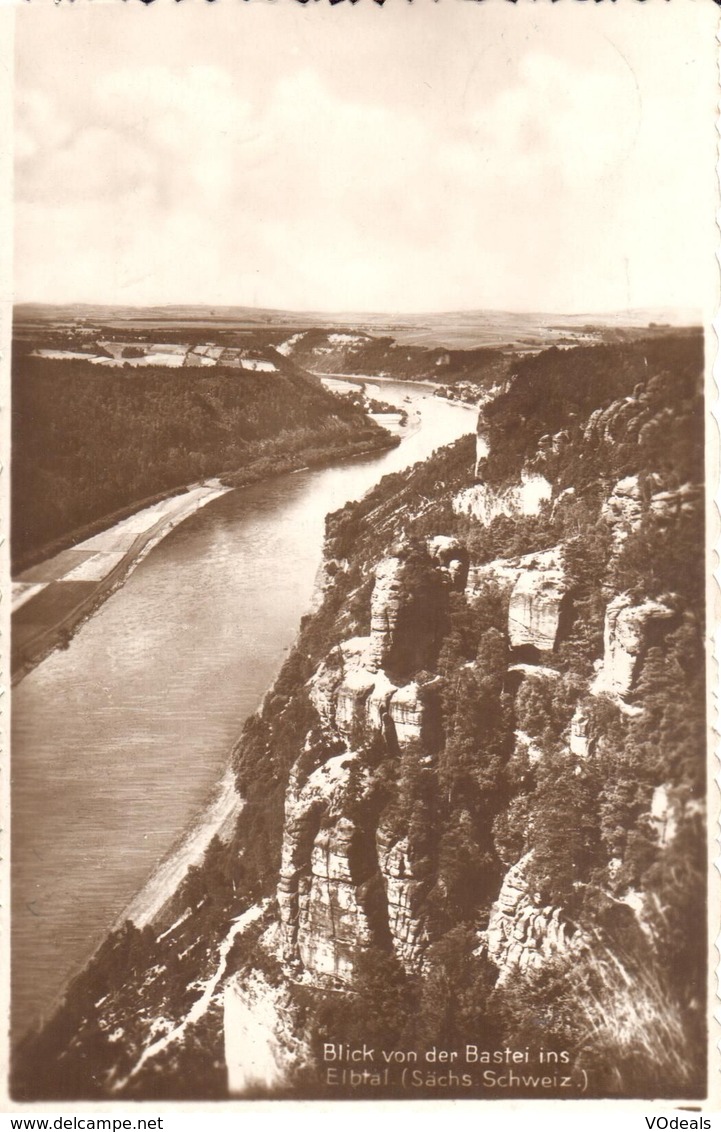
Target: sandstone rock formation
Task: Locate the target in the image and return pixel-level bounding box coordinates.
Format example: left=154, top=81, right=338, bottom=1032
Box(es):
left=309, top=545, right=450, bottom=752
left=426, top=535, right=468, bottom=589
left=602, top=475, right=644, bottom=546
left=508, top=566, right=567, bottom=651
left=486, top=855, right=576, bottom=982
left=377, top=828, right=429, bottom=966
left=280, top=548, right=450, bottom=982
left=369, top=556, right=406, bottom=672
left=466, top=546, right=568, bottom=653
left=389, top=677, right=441, bottom=749
left=308, top=639, right=441, bottom=751
left=296, top=816, right=374, bottom=979
left=277, top=742, right=434, bottom=981
left=277, top=752, right=384, bottom=981
left=591, top=594, right=675, bottom=702
left=649, top=482, right=702, bottom=522
left=453, top=470, right=552, bottom=526
left=569, top=706, right=593, bottom=759
left=277, top=753, right=355, bottom=965
left=308, top=637, right=382, bottom=738
left=584, top=392, right=651, bottom=447
left=507, top=662, right=561, bottom=684
left=466, top=546, right=563, bottom=599
left=602, top=475, right=702, bottom=549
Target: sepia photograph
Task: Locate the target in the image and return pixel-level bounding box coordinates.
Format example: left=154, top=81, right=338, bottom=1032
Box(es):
left=4, top=0, right=717, bottom=1108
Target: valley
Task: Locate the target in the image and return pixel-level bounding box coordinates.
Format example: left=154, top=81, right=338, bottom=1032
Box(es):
left=11, top=315, right=705, bottom=1103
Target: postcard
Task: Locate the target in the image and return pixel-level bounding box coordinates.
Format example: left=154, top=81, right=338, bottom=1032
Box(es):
left=3, top=0, right=718, bottom=1113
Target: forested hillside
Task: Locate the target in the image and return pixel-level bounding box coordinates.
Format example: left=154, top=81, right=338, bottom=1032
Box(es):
left=12, top=358, right=391, bottom=568
left=14, top=332, right=706, bottom=1102
left=280, top=328, right=514, bottom=389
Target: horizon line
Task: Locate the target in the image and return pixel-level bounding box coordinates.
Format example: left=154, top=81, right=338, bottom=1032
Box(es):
left=12, top=300, right=703, bottom=322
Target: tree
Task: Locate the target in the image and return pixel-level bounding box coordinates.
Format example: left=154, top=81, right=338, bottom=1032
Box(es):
left=416, top=926, right=499, bottom=1049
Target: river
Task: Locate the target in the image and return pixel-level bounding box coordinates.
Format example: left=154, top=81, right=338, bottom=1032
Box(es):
left=11, top=380, right=474, bottom=1042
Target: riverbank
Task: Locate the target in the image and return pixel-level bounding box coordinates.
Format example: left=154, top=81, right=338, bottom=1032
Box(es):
left=319, top=371, right=481, bottom=411
left=119, top=768, right=243, bottom=930
left=11, top=482, right=229, bottom=684
left=216, top=431, right=399, bottom=491
left=11, top=431, right=399, bottom=684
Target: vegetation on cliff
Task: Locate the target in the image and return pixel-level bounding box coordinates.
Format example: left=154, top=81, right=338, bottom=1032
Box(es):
left=480, top=330, right=702, bottom=489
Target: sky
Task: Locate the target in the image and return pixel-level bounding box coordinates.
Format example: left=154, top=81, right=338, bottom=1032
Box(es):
left=11, top=0, right=718, bottom=316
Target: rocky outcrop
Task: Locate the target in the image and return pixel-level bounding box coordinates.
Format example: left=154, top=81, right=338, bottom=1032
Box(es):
left=277, top=738, right=436, bottom=981
left=369, top=557, right=406, bottom=672
left=569, top=706, right=593, bottom=759
left=602, top=475, right=644, bottom=546
left=591, top=594, right=676, bottom=702
left=467, top=546, right=563, bottom=599
left=296, top=816, right=374, bottom=980
left=387, top=681, right=424, bottom=748
left=426, top=535, right=468, bottom=589
left=308, top=638, right=380, bottom=738
left=602, top=476, right=702, bottom=549
left=453, top=470, right=552, bottom=526
left=535, top=428, right=571, bottom=458
left=282, top=547, right=450, bottom=981
left=486, top=855, right=577, bottom=982
left=508, top=565, right=568, bottom=651
left=277, top=753, right=358, bottom=968
left=584, top=391, right=652, bottom=448
left=277, top=753, right=387, bottom=982
left=309, top=543, right=451, bottom=752
left=649, top=482, right=702, bottom=522
left=467, top=546, right=569, bottom=653
left=377, top=829, right=430, bottom=966
left=389, top=676, right=442, bottom=749
left=308, top=639, right=440, bottom=751
left=507, top=662, right=561, bottom=684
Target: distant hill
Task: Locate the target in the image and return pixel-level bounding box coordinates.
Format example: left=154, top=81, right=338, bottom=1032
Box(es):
left=14, top=303, right=701, bottom=352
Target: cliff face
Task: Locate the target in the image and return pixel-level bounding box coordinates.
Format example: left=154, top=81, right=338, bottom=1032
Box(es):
left=591, top=594, right=677, bottom=705
left=270, top=352, right=702, bottom=994
left=368, top=556, right=406, bottom=671
left=453, top=470, right=552, bottom=526
left=602, top=475, right=702, bottom=550
left=257, top=334, right=704, bottom=1087
left=278, top=551, right=452, bottom=980
left=485, top=855, right=580, bottom=981
left=467, top=547, right=568, bottom=654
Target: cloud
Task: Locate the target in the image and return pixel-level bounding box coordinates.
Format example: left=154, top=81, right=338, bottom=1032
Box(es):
left=13, top=10, right=715, bottom=314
